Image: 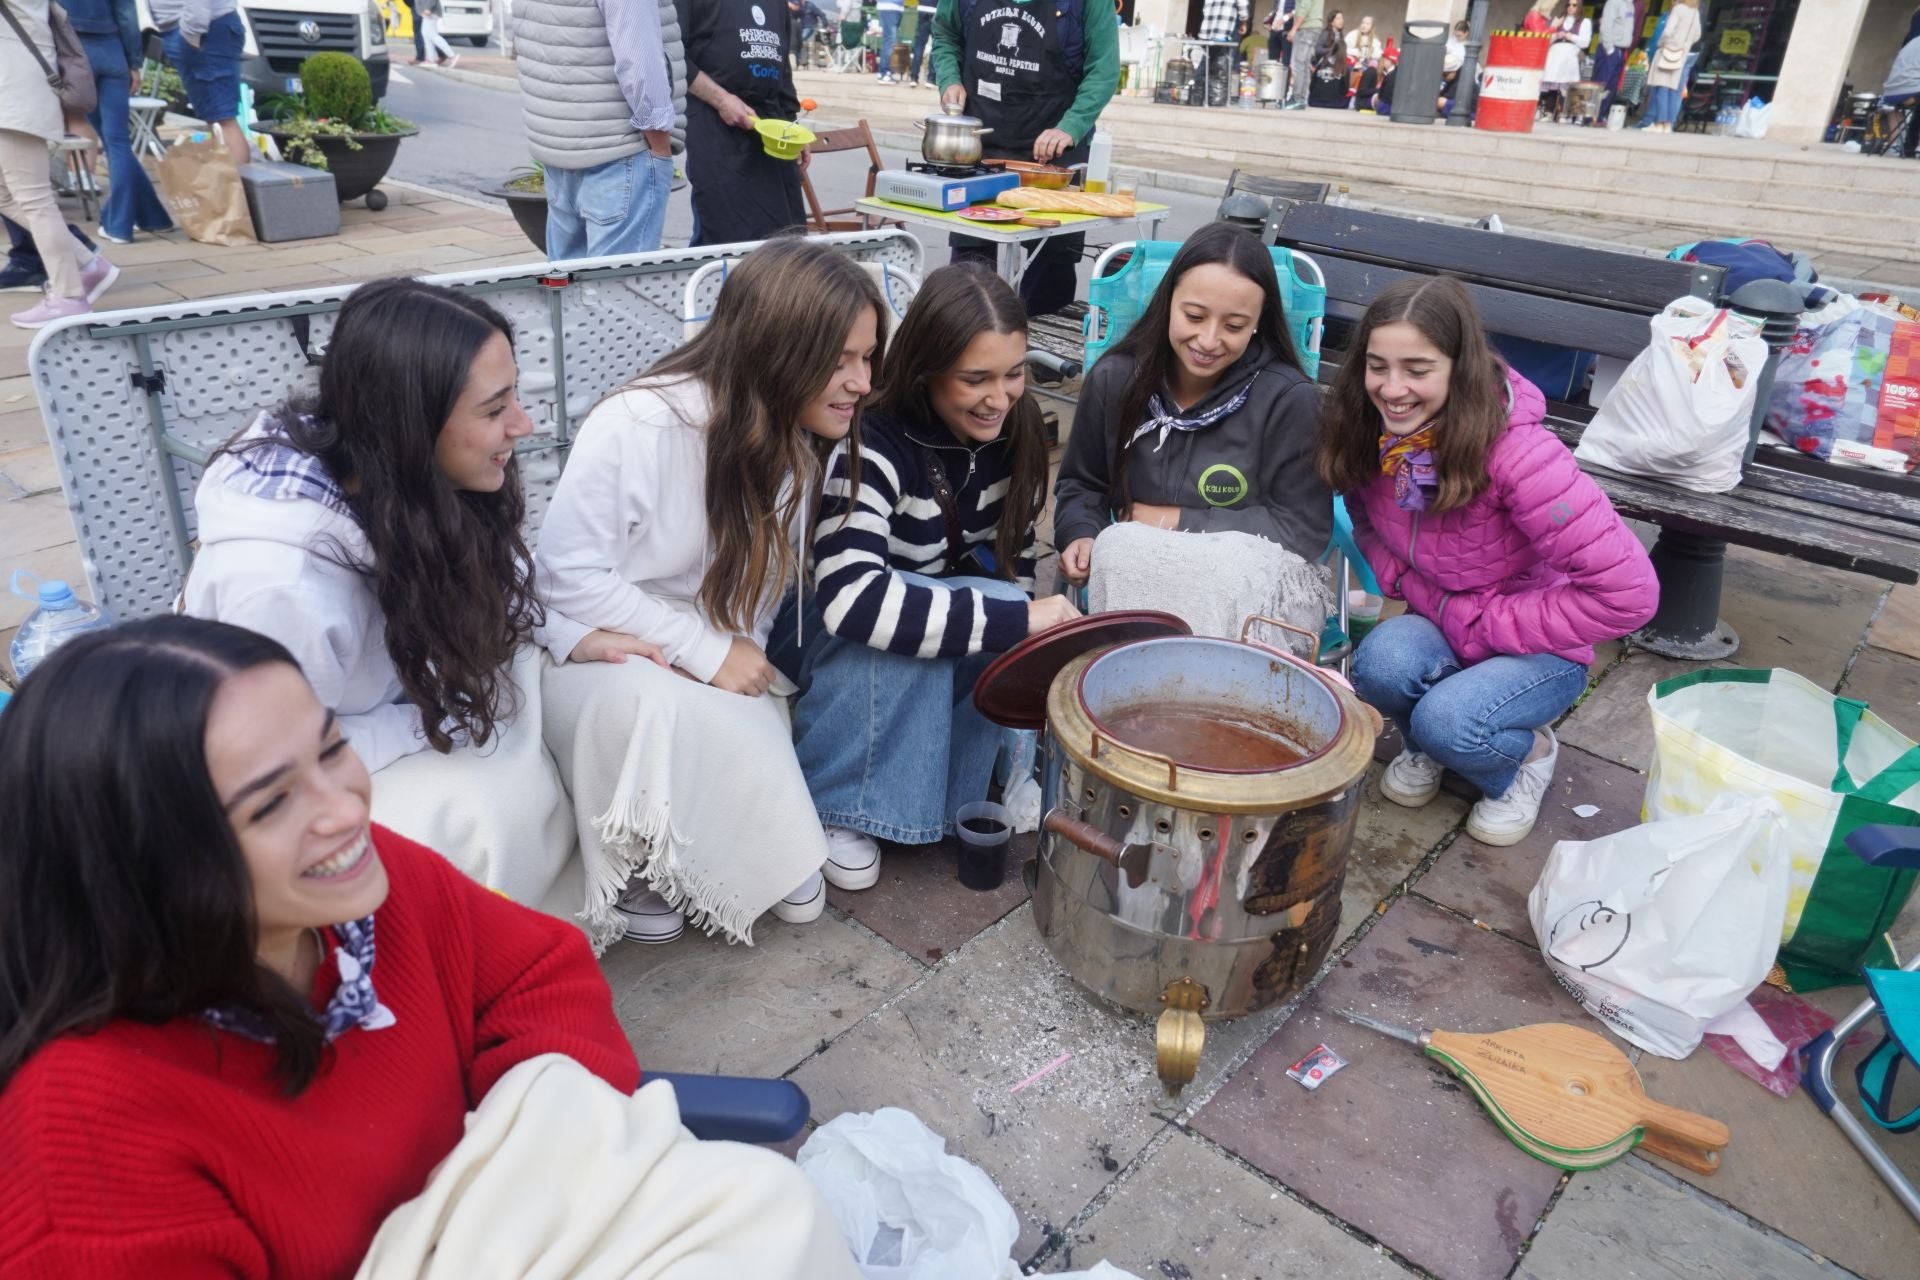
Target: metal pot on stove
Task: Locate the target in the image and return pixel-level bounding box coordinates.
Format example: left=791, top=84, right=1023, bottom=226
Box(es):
left=915, top=113, right=994, bottom=167
left=974, top=613, right=1379, bottom=1098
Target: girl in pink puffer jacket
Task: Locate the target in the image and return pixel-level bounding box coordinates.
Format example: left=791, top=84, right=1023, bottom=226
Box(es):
left=1318, top=277, right=1657, bottom=847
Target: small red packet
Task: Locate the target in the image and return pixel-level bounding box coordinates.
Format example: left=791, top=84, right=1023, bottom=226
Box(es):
left=1286, top=1043, right=1349, bottom=1091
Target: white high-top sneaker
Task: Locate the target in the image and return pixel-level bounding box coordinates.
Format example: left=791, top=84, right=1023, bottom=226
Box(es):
left=772, top=871, right=826, bottom=924
left=1380, top=748, right=1444, bottom=808
left=615, top=882, right=685, bottom=944
left=1466, top=729, right=1560, bottom=847
left=822, top=826, right=882, bottom=890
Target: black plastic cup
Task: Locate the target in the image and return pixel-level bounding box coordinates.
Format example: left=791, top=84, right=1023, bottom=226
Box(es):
left=954, top=800, right=1013, bottom=891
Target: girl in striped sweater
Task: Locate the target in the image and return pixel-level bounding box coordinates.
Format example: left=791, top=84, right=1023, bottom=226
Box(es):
left=783, top=265, right=1079, bottom=868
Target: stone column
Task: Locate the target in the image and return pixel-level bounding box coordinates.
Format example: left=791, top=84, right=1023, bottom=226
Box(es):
left=1771, top=0, right=1872, bottom=145
left=1131, top=0, right=1186, bottom=38
left=1404, top=0, right=1464, bottom=21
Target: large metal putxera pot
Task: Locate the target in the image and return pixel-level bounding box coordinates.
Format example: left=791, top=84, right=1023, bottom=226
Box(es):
left=916, top=113, right=994, bottom=166
left=993, top=618, right=1376, bottom=1095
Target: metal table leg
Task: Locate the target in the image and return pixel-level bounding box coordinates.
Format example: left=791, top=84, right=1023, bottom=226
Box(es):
left=1630, top=528, right=1740, bottom=660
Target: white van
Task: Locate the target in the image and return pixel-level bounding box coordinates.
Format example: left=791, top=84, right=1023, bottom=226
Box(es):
left=138, top=1, right=393, bottom=104
left=433, top=0, right=495, bottom=47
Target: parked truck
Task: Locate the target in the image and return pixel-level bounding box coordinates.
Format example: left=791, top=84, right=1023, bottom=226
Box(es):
left=138, top=0, right=393, bottom=106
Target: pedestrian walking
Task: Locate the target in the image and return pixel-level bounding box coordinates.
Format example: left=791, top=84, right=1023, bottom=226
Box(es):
left=518, top=0, right=678, bottom=258
left=65, top=0, right=175, bottom=244
left=1266, top=0, right=1292, bottom=66
left=679, top=0, right=809, bottom=245
left=403, top=0, right=426, bottom=62
left=0, top=214, right=97, bottom=292
left=1644, top=0, right=1700, bottom=133
left=1284, top=0, right=1323, bottom=108
left=873, top=0, right=903, bottom=81
left=0, top=0, right=117, bottom=328
left=907, top=0, right=935, bottom=87
left=150, top=0, right=251, bottom=168
left=931, top=0, right=1120, bottom=315
left=417, top=0, right=459, bottom=66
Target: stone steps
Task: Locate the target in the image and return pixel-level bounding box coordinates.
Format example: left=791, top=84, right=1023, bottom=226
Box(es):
left=798, top=71, right=1920, bottom=257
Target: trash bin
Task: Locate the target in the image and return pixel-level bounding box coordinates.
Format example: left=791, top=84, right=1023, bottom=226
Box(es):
left=1476, top=31, right=1552, bottom=133
left=1390, top=21, right=1449, bottom=125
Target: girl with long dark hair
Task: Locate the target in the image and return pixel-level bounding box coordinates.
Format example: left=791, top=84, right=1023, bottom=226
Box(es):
left=1053, top=222, right=1331, bottom=600
left=536, top=239, right=888, bottom=947
left=185, top=278, right=642, bottom=918
left=0, top=617, right=856, bottom=1276
left=1307, top=10, right=1351, bottom=108
left=1317, top=277, right=1656, bottom=846
left=781, top=264, right=1077, bottom=864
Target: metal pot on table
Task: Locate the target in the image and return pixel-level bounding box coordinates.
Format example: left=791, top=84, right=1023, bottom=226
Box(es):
left=973, top=614, right=1380, bottom=1098
left=1257, top=59, right=1286, bottom=104
left=915, top=113, right=994, bottom=166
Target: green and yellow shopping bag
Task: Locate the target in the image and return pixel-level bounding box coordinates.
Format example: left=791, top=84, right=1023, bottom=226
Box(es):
left=1645, top=669, right=1920, bottom=990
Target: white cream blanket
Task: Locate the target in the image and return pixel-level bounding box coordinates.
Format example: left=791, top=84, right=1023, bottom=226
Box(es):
left=357, top=1054, right=859, bottom=1280
left=1087, top=524, right=1333, bottom=658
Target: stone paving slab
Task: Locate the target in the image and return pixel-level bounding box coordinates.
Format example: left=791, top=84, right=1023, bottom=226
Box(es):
left=1344, top=761, right=1469, bottom=932
left=825, top=833, right=1032, bottom=965
left=1838, top=644, right=1920, bottom=742
left=1868, top=584, right=1920, bottom=662
left=1717, top=548, right=1888, bottom=690
left=1559, top=651, right=1720, bottom=773
left=1516, top=1161, right=1842, bottom=1280
left=792, top=905, right=1296, bottom=1258
left=1416, top=744, right=1646, bottom=941
left=1042, top=1131, right=1411, bottom=1279
left=1633, top=982, right=1920, bottom=1280
left=597, top=911, right=921, bottom=1080
left=1194, top=897, right=1619, bottom=1280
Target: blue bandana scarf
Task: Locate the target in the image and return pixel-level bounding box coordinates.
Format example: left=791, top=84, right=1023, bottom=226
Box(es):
left=204, top=916, right=396, bottom=1044
left=1126, top=373, right=1260, bottom=452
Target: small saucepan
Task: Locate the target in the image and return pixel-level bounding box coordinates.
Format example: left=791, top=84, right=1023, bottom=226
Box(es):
left=916, top=113, right=993, bottom=166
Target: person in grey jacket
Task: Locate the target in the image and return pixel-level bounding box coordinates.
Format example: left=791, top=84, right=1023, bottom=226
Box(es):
left=517, top=0, right=679, bottom=259
left=1053, top=224, right=1330, bottom=582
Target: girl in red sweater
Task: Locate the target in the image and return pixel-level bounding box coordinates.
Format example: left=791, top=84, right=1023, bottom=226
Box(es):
left=0, top=616, right=853, bottom=1278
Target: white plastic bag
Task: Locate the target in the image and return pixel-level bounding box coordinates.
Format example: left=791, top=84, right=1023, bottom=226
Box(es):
left=1576, top=295, right=1767, bottom=494
left=1526, top=798, right=1790, bottom=1059
left=1734, top=97, right=1771, bottom=138
left=797, top=1110, right=1142, bottom=1280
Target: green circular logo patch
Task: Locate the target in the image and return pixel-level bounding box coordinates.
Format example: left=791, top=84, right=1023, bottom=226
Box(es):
left=1197, top=463, right=1248, bottom=507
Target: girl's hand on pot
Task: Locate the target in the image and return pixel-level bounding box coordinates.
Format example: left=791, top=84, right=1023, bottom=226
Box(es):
left=1126, top=502, right=1181, bottom=531
left=1034, top=128, right=1073, bottom=163
left=1060, top=537, right=1095, bottom=584
left=711, top=636, right=779, bottom=696
left=1027, top=595, right=1082, bottom=634
left=570, top=629, right=669, bottom=667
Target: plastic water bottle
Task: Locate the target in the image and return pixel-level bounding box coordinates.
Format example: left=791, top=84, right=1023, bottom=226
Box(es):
left=1085, top=127, right=1113, bottom=193
left=9, top=571, right=115, bottom=682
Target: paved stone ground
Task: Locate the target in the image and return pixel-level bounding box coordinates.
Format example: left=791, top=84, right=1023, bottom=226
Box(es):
left=7, top=102, right=1920, bottom=1280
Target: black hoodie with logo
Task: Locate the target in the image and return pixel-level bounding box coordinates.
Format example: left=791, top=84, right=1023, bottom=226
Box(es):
left=1052, top=346, right=1332, bottom=562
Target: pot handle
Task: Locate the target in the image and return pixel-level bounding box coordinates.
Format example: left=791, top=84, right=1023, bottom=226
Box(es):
left=1089, top=728, right=1179, bottom=791
left=1241, top=614, right=1384, bottom=736
left=1240, top=613, right=1321, bottom=657
left=1042, top=809, right=1127, bottom=866
left=911, top=120, right=924, bottom=130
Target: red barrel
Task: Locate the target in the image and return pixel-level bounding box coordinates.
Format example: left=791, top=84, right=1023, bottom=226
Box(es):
left=1475, top=31, right=1551, bottom=133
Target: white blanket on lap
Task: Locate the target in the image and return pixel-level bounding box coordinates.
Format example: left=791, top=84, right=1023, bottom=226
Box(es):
left=1087, top=524, right=1332, bottom=657
left=357, top=1054, right=859, bottom=1280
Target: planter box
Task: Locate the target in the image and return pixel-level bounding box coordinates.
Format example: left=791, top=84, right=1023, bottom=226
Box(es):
left=260, top=127, right=416, bottom=204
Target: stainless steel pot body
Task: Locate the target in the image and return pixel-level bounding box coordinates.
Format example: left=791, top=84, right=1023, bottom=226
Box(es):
left=1029, top=638, right=1371, bottom=1021
left=919, top=113, right=993, bottom=165
left=1257, top=59, right=1286, bottom=101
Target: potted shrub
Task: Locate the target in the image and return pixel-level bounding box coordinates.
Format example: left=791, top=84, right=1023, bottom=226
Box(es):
left=260, top=53, right=417, bottom=209
left=486, top=164, right=548, bottom=252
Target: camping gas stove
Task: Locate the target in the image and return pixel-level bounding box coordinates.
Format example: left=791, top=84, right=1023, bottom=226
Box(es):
left=873, top=160, right=1022, bottom=212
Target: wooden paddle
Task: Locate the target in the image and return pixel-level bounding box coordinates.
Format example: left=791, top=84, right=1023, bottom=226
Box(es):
left=1337, top=1011, right=1730, bottom=1175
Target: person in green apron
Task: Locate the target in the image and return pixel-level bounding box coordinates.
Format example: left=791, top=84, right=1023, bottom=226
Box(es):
left=931, top=0, right=1119, bottom=316
left=679, top=0, right=810, bottom=246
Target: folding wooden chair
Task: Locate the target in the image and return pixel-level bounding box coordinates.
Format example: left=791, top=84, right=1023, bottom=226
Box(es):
left=801, top=120, right=888, bottom=234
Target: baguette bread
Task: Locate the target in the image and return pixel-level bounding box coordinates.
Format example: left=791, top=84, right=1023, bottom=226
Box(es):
left=995, top=188, right=1137, bottom=217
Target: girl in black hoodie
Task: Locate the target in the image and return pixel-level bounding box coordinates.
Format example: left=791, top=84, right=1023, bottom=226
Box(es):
left=1053, top=223, right=1332, bottom=587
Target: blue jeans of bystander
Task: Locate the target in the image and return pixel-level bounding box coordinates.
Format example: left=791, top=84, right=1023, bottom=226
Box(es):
left=544, top=151, right=674, bottom=261
left=875, top=9, right=902, bottom=77
left=1350, top=613, right=1588, bottom=798
left=81, top=34, right=175, bottom=240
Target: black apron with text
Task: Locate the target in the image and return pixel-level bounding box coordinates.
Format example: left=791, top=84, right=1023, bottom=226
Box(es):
left=961, top=1, right=1080, bottom=154
left=687, top=0, right=807, bottom=246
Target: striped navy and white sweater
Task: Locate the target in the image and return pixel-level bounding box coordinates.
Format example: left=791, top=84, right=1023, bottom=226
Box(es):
left=814, top=410, right=1037, bottom=659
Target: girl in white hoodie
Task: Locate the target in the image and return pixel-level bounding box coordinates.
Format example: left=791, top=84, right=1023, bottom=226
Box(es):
left=536, top=239, right=889, bottom=947
left=185, top=279, right=651, bottom=923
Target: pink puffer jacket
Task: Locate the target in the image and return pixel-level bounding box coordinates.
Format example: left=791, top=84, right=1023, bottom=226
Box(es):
left=1348, top=369, right=1658, bottom=666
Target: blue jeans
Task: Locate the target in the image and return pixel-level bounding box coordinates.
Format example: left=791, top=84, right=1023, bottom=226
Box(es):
left=1350, top=614, right=1588, bottom=798
left=908, top=12, right=933, bottom=81
left=875, top=8, right=901, bottom=76
left=163, top=10, right=245, bottom=123
left=4, top=214, right=94, bottom=274
left=82, top=34, right=174, bottom=239
left=543, top=150, right=673, bottom=260
left=1646, top=84, right=1682, bottom=125
left=778, top=573, right=1031, bottom=844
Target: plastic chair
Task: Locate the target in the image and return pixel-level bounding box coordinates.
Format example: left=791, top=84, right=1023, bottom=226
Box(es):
left=1318, top=495, right=1381, bottom=671
left=650, top=1072, right=811, bottom=1144
left=1083, top=240, right=1326, bottom=377
left=1803, top=823, right=1920, bottom=1226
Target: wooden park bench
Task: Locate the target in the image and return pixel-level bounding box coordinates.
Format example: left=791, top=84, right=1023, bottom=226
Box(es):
left=1269, top=201, right=1920, bottom=661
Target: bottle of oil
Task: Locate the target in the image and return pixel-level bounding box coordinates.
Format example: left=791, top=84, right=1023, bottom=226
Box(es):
left=1085, top=126, right=1112, bottom=194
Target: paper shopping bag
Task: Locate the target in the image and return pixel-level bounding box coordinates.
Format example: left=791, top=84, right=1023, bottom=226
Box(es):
left=157, top=135, right=257, bottom=247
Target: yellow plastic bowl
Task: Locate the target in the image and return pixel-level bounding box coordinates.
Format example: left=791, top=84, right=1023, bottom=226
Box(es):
left=755, top=118, right=816, bottom=161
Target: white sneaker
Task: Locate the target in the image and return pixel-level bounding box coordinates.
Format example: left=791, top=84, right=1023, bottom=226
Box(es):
left=822, top=826, right=882, bottom=890
left=772, top=871, right=825, bottom=923
left=1466, top=729, right=1559, bottom=847
left=1380, top=748, right=1443, bottom=808
left=616, top=882, right=685, bottom=944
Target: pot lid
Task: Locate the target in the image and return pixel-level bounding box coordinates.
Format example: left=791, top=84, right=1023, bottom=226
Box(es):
left=972, top=610, right=1191, bottom=730
left=923, top=112, right=986, bottom=128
